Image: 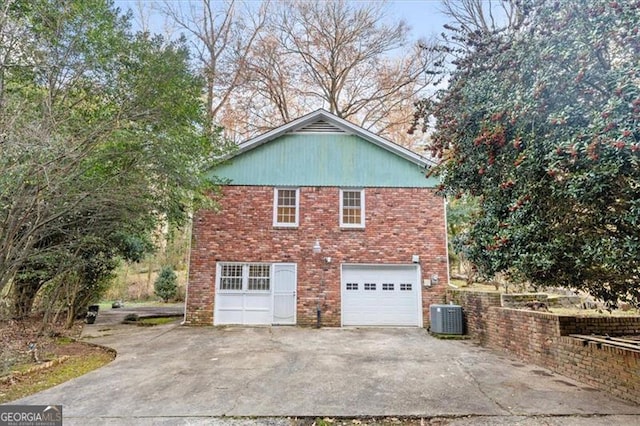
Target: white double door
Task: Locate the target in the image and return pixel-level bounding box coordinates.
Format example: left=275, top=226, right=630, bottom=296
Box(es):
left=214, top=263, right=296, bottom=325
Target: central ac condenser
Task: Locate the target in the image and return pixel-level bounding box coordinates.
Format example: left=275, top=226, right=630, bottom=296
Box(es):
left=430, top=304, right=463, bottom=334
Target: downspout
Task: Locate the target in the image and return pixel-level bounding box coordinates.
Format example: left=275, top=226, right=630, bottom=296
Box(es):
left=443, top=196, right=452, bottom=290
left=181, top=213, right=193, bottom=325
left=317, top=266, right=323, bottom=329
left=312, top=239, right=323, bottom=328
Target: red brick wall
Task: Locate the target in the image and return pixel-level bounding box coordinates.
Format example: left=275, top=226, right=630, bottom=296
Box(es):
left=448, top=289, right=640, bottom=404
left=558, top=316, right=640, bottom=336
left=485, top=308, right=561, bottom=365
left=186, top=186, right=449, bottom=326
left=446, top=289, right=501, bottom=343
left=553, top=336, right=640, bottom=403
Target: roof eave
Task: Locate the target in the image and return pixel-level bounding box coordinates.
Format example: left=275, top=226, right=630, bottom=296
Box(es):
left=226, top=109, right=434, bottom=168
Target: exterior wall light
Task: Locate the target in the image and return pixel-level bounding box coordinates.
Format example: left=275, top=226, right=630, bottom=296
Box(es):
left=431, top=273, right=440, bottom=286
left=313, top=240, right=322, bottom=254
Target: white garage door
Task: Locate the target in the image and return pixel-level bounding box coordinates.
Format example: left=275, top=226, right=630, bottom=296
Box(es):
left=341, top=264, right=422, bottom=327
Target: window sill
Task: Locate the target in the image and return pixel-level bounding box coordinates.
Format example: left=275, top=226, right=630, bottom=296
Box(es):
left=273, top=226, right=299, bottom=230
left=340, top=226, right=366, bottom=231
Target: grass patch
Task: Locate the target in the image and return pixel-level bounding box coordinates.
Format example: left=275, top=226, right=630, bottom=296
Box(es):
left=0, top=351, right=114, bottom=403
left=449, top=279, right=469, bottom=287
left=137, top=316, right=180, bottom=326
left=10, top=362, right=38, bottom=375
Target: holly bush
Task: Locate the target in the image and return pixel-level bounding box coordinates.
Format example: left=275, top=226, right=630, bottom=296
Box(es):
left=417, top=0, right=640, bottom=306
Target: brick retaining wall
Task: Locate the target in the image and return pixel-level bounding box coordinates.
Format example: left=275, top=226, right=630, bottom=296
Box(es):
left=448, top=289, right=640, bottom=404
left=558, top=316, right=640, bottom=336
left=446, top=289, right=501, bottom=344
left=485, top=307, right=559, bottom=366
left=554, top=336, right=640, bottom=398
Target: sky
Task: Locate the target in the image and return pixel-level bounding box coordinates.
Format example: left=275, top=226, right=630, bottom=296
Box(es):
left=113, top=0, right=453, bottom=42
left=387, top=0, right=452, bottom=40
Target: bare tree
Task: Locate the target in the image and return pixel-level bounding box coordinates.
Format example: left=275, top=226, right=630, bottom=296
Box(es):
left=156, top=0, right=439, bottom=146
left=161, top=0, right=269, bottom=136
left=439, top=0, right=525, bottom=38
left=259, top=0, right=435, bottom=144
left=220, top=27, right=312, bottom=141
left=244, top=33, right=298, bottom=126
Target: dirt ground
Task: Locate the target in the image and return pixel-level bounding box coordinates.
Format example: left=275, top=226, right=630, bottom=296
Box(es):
left=0, top=315, right=114, bottom=401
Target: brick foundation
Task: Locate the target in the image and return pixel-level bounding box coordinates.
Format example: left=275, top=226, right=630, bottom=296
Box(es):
left=448, top=289, right=640, bottom=404
left=186, top=186, right=449, bottom=326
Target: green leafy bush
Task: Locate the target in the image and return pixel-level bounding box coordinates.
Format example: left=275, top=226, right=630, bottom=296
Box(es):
left=123, top=313, right=139, bottom=323
left=414, top=0, right=640, bottom=307
left=154, top=267, right=178, bottom=303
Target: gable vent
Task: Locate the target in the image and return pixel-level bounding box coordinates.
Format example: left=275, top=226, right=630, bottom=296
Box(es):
left=292, top=119, right=346, bottom=134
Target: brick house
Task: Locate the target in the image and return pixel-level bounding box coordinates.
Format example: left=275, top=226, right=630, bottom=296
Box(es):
left=185, top=109, right=449, bottom=327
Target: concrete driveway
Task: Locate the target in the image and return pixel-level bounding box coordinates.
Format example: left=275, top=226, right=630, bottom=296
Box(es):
left=13, top=319, right=640, bottom=425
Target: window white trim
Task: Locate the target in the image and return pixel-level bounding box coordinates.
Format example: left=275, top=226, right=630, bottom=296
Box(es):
left=340, top=188, right=365, bottom=228
left=218, top=263, right=244, bottom=292
left=217, top=262, right=272, bottom=293
left=273, top=187, right=299, bottom=227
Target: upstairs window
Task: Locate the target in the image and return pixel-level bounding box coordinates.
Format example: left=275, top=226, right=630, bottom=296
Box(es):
left=274, top=188, right=299, bottom=227
left=340, top=189, right=365, bottom=228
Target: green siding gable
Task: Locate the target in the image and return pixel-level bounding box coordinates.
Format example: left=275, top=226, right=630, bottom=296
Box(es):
left=210, top=134, right=438, bottom=187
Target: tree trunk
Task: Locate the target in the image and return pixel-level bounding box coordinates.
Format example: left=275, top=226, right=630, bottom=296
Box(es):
left=12, top=279, right=41, bottom=318
left=40, top=284, right=63, bottom=334
left=65, top=304, right=76, bottom=329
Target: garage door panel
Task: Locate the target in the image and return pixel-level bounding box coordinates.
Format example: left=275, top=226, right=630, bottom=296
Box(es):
left=343, top=310, right=418, bottom=326
left=215, top=294, right=244, bottom=310
left=215, top=309, right=243, bottom=325
left=241, top=306, right=271, bottom=325
left=342, top=264, right=421, bottom=327
left=215, top=293, right=271, bottom=325
left=343, top=294, right=416, bottom=306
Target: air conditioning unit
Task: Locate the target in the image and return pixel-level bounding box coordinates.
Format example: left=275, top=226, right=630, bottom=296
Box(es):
left=430, top=304, right=463, bottom=334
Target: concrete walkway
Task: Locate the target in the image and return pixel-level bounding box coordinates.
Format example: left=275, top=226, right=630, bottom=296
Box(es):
left=12, top=308, right=640, bottom=425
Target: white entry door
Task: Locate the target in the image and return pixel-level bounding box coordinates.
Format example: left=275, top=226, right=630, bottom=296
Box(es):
left=341, top=264, right=421, bottom=327
left=272, top=263, right=297, bottom=325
